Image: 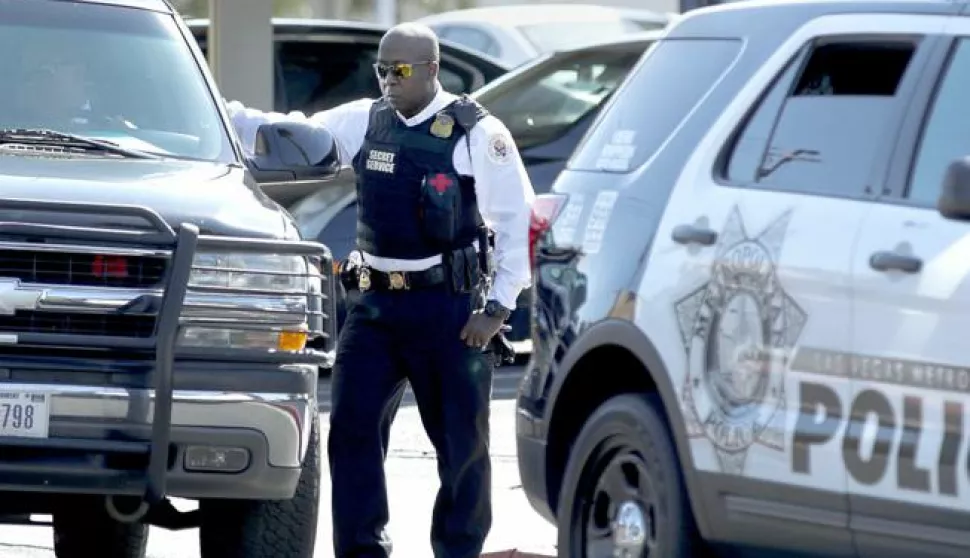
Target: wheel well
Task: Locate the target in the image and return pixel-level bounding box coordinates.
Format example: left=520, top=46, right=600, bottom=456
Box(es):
left=544, top=344, right=658, bottom=515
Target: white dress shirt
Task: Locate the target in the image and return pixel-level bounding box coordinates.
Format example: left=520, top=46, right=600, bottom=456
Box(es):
left=225, top=86, right=536, bottom=310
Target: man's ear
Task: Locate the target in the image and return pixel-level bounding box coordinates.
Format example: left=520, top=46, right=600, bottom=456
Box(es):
left=429, top=61, right=440, bottom=80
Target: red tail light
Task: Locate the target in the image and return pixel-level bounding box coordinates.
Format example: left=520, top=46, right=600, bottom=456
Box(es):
left=92, top=255, right=129, bottom=279
left=529, top=193, right=567, bottom=263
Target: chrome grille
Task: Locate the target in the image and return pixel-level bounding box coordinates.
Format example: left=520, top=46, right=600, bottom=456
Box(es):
left=0, top=310, right=155, bottom=338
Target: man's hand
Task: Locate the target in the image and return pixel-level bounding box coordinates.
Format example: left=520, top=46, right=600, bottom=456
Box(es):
left=460, top=310, right=504, bottom=348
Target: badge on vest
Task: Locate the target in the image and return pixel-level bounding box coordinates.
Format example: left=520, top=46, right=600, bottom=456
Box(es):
left=365, top=149, right=396, bottom=174
left=430, top=112, right=454, bottom=139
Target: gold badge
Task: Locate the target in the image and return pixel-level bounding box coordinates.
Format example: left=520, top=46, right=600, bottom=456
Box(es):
left=389, top=271, right=406, bottom=290
left=430, top=112, right=454, bottom=139
left=358, top=268, right=371, bottom=291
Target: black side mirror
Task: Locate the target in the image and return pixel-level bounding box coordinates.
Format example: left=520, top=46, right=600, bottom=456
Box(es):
left=246, top=121, right=341, bottom=184
left=938, top=156, right=970, bottom=221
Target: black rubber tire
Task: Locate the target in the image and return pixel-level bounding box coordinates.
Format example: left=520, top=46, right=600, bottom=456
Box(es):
left=52, top=499, right=148, bottom=558
left=198, top=414, right=322, bottom=558
left=556, top=393, right=701, bottom=558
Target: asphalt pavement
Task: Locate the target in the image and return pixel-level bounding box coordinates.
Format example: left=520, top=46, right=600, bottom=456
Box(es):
left=0, top=365, right=559, bottom=558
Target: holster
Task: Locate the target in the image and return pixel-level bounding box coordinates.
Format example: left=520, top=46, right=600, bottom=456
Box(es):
left=337, top=251, right=364, bottom=292
left=486, top=325, right=517, bottom=367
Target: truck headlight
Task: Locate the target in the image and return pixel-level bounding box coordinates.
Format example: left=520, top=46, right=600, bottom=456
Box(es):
left=188, top=252, right=308, bottom=293
left=179, top=252, right=314, bottom=352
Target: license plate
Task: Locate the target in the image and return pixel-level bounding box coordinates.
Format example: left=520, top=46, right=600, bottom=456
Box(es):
left=0, top=391, right=50, bottom=438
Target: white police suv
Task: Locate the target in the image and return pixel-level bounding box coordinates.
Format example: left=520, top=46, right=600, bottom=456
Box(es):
left=516, top=1, right=970, bottom=557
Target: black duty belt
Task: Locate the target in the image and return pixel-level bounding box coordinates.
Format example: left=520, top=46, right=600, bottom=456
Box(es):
left=357, top=264, right=448, bottom=292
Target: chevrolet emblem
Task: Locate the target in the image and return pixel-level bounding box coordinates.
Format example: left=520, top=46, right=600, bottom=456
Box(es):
left=0, top=279, right=45, bottom=316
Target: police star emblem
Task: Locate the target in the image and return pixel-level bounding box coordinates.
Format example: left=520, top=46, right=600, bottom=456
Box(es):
left=430, top=112, right=454, bottom=138
left=673, top=206, right=808, bottom=476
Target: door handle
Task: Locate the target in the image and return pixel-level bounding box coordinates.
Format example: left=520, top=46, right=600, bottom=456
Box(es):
left=672, top=224, right=718, bottom=246
left=869, top=251, right=922, bottom=273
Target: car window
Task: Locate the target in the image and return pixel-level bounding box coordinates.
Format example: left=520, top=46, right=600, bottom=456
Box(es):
left=276, top=40, right=382, bottom=113
left=317, top=201, right=359, bottom=262
left=723, top=40, right=917, bottom=198
left=437, top=25, right=501, bottom=58
left=569, top=39, right=742, bottom=173
left=907, top=39, right=970, bottom=207
left=516, top=20, right=643, bottom=53
left=0, top=3, right=232, bottom=162
left=475, top=47, right=645, bottom=150
left=276, top=40, right=475, bottom=113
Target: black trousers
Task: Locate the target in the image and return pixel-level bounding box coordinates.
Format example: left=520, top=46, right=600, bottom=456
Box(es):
left=328, top=286, right=494, bottom=558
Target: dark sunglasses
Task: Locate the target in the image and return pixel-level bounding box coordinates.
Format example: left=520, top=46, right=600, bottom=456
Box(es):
left=373, top=60, right=434, bottom=80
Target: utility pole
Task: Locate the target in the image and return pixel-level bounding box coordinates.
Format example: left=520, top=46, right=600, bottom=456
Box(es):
left=208, top=0, right=274, bottom=111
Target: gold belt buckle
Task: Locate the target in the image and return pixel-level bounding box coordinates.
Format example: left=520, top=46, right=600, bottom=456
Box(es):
left=388, top=271, right=408, bottom=290
left=358, top=268, right=371, bottom=291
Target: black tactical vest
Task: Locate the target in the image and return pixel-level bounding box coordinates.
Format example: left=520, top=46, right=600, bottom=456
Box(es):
left=352, top=95, right=487, bottom=260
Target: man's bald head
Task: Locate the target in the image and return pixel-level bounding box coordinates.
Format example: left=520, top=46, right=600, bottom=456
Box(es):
left=375, top=22, right=441, bottom=118
left=379, top=22, right=440, bottom=63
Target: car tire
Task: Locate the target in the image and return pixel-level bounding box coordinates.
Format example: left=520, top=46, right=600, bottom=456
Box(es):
left=52, top=500, right=148, bottom=558
left=556, top=393, right=700, bottom=558
left=198, top=414, right=321, bottom=558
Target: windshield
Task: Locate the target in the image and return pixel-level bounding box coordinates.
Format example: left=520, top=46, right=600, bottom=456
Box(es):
left=475, top=46, right=646, bottom=150
left=0, top=1, right=232, bottom=162
left=517, top=20, right=645, bottom=53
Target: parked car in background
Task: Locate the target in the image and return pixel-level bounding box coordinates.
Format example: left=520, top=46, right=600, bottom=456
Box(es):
left=474, top=31, right=662, bottom=195
left=292, top=32, right=660, bottom=348
left=418, top=4, right=671, bottom=67
left=186, top=18, right=510, bottom=207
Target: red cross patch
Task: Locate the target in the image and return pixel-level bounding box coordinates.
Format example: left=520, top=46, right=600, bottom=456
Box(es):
left=428, top=173, right=453, bottom=194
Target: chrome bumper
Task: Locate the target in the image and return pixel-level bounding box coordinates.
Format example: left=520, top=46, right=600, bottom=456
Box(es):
left=0, top=382, right=316, bottom=468
left=55, top=384, right=314, bottom=467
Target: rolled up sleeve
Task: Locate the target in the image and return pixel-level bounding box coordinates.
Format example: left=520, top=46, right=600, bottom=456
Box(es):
left=224, top=98, right=374, bottom=165
left=468, top=115, right=536, bottom=310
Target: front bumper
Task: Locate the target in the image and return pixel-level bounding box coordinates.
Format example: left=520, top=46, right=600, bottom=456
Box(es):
left=0, top=363, right=316, bottom=501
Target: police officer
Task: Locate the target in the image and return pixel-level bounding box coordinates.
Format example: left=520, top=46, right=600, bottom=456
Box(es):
left=227, top=22, right=535, bottom=558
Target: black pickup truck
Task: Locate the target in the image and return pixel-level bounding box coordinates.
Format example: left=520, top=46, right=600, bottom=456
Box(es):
left=0, top=1, right=338, bottom=557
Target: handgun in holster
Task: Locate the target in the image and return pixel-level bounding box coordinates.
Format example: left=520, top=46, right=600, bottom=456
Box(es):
left=477, top=226, right=516, bottom=367
left=337, top=250, right=364, bottom=292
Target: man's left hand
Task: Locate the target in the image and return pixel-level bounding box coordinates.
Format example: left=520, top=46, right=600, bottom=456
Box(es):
left=460, top=311, right=504, bottom=348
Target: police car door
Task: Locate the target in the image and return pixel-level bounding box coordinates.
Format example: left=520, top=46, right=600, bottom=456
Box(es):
left=847, top=24, right=970, bottom=558
left=637, top=14, right=943, bottom=555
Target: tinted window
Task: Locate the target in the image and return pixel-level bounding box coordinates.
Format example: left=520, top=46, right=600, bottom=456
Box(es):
left=569, top=39, right=741, bottom=173
left=277, top=41, right=381, bottom=113
left=724, top=40, right=916, bottom=197
left=475, top=46, right=644, bottom=150
left=438, top=25, right=501, bottom=58
left=277, top=40, right=473, bottom=113
left=0, top=3, right=231, bottom=162
left=907, top=39, right=970, bottom=206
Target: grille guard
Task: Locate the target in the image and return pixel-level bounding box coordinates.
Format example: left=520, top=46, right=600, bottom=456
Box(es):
left=0, top=197, right=335, bottom=512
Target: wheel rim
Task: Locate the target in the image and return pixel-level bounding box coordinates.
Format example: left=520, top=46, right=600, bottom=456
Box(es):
left=580, top=443, right=659, bottom=558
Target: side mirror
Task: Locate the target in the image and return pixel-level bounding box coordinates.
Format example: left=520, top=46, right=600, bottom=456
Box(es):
left=246, top=121, right=341, bottom=184
left=938, top=156, right=970, bottom=221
